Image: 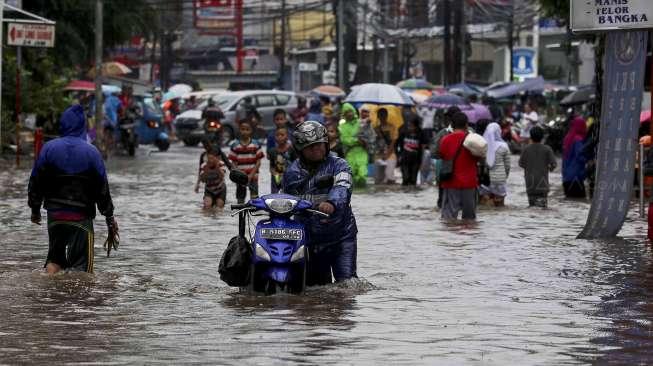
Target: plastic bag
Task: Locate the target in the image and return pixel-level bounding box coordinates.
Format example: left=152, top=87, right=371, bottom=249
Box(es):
left=218, top=236, right=252, bottom=287
left=463, top=133, right=488, bottom=158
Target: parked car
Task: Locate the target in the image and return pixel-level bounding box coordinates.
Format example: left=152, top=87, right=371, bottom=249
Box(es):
left=175, top=90, right=297, bottom=146
left=181, top=90, right=227, bottom=111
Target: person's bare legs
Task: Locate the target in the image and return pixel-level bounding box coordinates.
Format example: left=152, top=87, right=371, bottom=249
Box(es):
left=216, top=198, right=225, bottom=210
left=46, top=262, right=62, bottom=274
left=203, top=196, right=213, bottom=210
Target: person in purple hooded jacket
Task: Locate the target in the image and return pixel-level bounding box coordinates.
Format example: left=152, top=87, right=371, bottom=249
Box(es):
left=28, top=105, right=118, bottom=274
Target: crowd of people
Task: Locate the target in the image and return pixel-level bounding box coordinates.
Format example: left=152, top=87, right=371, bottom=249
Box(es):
left=193, top=92, right=600, bottom=223
left=24, top=86, right=609, bottom=286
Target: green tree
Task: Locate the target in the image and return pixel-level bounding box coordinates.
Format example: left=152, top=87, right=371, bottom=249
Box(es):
left=1, top=1, right=163, bottom=148
left=538, top=0, right=570, bottom=24
left=25, top=0, right=159, bottom=68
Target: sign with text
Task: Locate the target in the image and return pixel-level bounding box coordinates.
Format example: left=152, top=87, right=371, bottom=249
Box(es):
left=571, top=0, right=653, bottom=32
left=579, top=31, right=648, bottom=239
left=193, top=0, right=236, bottom=33
left=7, top=23, right=55, bottom=47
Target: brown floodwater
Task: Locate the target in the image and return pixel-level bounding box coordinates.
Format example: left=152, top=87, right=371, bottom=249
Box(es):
left=1, top=144, right=651, bottom=365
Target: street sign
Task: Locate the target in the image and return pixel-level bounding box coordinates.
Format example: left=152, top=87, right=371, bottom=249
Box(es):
left=299, top=62, right=318, bottom=72
left=512, top=47, right=537, bottom=79
left=571, top=0, right=653, bottom=32
left=7, top=23, right=54, bottom=47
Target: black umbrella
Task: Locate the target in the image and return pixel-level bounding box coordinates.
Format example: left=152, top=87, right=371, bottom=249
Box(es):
left=560, top=85, right=596, bottom=106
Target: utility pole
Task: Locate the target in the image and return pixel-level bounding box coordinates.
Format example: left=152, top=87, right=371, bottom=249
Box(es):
left=337, top=0, right=345, bottom=88
left=0, top=0, right=4, bottom=152
left=235, top=0, right=244, bottom=73
left=508, top=0, right=514, bottom=81
left=452, top=0, right=463, bottom=83
left=94, top=0, right=104, bottom=154
left=14, top=0, right=21, bottom=167
left=383, top=36, right=389, bottom=83
left=442, top=0, right=451, bottom=86
left=279, top=0, right=286, bottom=87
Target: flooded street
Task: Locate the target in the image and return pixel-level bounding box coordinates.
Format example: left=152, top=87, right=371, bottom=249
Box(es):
left=2, top=144, right=653, bottom=365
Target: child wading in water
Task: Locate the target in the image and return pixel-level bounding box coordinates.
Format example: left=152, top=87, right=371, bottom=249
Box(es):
left=198, top=150, right=226, bottom=209
left=327, top=123, right=344, bottom=158
left=519, top=126, right=557, bottom=208
left=229, top=120, right=265, bottom=203
left=267, top=127, right=296, bottom=193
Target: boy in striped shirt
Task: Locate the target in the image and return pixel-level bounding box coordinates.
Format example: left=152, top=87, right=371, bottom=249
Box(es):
left=229, top=120, right=265, bottom=203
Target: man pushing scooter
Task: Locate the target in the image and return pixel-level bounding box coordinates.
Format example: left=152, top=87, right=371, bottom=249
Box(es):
left=283, top=121, right=358, bottom=285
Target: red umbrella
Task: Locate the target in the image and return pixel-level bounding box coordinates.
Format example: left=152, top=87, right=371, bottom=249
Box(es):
left=64, top=80, right=96, bottom=91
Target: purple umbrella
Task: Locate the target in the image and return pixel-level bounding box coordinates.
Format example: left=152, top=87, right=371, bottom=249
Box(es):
left=419, top=93, right=478, bottom=122
left=423, top=93, right=467, bottom=107
left=470, top=103, right=492, bottom=122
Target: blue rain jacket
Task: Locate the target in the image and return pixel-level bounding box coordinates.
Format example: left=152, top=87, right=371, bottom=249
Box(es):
left=28, top=105, right=114, bottom=218
left=283, top=154, right=357, bottom=247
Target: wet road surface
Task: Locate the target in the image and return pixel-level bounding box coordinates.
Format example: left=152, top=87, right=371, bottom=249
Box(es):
left=1, top=144, right=652, bottom=365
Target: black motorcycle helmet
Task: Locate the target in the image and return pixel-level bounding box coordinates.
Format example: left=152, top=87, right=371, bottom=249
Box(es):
left=292, top=120, right=329, bottom=163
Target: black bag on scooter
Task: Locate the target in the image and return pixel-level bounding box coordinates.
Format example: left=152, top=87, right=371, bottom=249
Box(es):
left=218, top=236, right=252, bottom=287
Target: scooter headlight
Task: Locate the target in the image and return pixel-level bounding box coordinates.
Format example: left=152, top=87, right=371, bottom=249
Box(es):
left=207, top=120, right=221, bottom=131
left=255, top=243, right=271, bottom=261
left=264, top=198, right=297, bottom=214
left=290, top=245, right=305, bottom=262
left=147, top=120, right=159, bottom=128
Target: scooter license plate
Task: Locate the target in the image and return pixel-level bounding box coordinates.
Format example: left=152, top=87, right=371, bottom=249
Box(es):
left=260, top=228, right=303, bottom=240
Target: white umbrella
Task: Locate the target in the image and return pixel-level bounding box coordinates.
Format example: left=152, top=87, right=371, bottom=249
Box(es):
left=344, top=83, right=414, bottom=106
left=168, top=83, right=193, bottom=96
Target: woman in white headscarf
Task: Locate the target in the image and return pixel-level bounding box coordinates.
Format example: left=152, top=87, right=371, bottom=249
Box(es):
left=479, top=122, right=511, bottom=206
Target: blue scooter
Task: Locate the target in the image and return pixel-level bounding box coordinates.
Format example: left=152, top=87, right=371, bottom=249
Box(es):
left=229, top=170, right=333, bottom=294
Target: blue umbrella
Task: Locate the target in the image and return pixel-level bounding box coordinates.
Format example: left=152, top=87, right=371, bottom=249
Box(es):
left=484, top=76, right=545, bottom=99
left=162, top=91, right=181, bottom=102
left=446, top=83, right=482, bottom=97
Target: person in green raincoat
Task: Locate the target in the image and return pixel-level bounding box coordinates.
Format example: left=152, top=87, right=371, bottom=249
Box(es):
left=338, top=103, right=369, bottom=187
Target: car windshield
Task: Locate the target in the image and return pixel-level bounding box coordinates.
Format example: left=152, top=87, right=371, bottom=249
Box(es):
left=197, top=94, right=238, bottom=110
left=144, top=98, right=163, bottom=115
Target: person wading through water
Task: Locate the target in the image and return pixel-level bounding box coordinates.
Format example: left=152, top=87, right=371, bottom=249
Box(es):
left=28, top=105, right=118, bottom=274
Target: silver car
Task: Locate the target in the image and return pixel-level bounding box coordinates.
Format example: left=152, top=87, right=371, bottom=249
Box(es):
left=174, top=90, right=298, bottom=146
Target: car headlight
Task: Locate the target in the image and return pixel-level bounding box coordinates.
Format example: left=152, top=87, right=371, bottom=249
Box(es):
left=255, top=243, right=271, bottom=261
left=290, top=245, right=305, bottom=262
left=265, top=198, right=297, bottom=214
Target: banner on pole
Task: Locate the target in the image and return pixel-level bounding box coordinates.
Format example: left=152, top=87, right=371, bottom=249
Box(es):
left=578, top=31, right=648, bottom=239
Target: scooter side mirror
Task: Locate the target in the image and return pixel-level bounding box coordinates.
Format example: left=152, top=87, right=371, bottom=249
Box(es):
left=315, top=175, right=334, bottom=190
left=229, top=170, right=249, bottom=186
